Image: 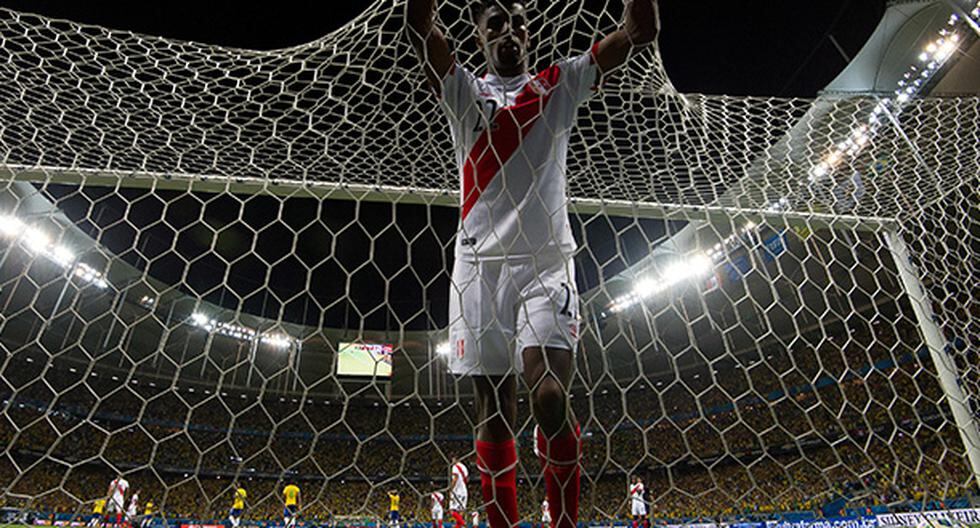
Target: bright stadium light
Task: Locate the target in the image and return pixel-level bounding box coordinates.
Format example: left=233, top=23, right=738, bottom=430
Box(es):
left=51, top=245, right=75, bottom=267
left=0, top=213, right=108, bottom=289
left=688, top=254, right=714, bottom=276
left=0, top=215, right=24, bottom=237
left=609, top=253, right=716, bottom=313
left=661, top=262, right=689, bottom=285
left=633, top=278, right=661, bottom=297
left=260, top=333, right=292, bottom=349
left=23, top=227, right=51, bottom=253
left=436, top=342, right=450, bottom=356
left=191, top=311, right=294, bottom=348
left=804, top=12, right=968, bottom=184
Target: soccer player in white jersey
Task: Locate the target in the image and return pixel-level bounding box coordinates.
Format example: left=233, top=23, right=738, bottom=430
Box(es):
left=406, top=2, right=659, bottom=528
left=431, top=490, right=445, bottom=528
left=541, top=499, right=551, bottom=528
left=105, top=475, right=129, bottom=528
left=471, top=511, right=480, bottom=528
left=448, top=457, right=469, bottom=528
left=126, top=490, right=140, bottom=526
left=629, top=476, right=648, bottom=528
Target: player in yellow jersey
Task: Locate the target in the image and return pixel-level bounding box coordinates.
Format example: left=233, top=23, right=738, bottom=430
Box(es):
left=229, top=486, right=247, bottom=528
left=88, top=499, right=106, bottom=528
left=139, top=501, right=154, bottom=528
left=283, top=482, right=301, bottom=528
left=387, top=490, right=401, bottom=528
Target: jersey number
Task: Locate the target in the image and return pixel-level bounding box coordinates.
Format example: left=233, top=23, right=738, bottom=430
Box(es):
left=473, top=99, right=499, bottom=133
left=559, top=283, right=575, bottom=318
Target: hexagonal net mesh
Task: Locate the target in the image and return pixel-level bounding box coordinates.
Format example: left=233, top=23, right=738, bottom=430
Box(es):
left=0, top=1, right=979, bottom=527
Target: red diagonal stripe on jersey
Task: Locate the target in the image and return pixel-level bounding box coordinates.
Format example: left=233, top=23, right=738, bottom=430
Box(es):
left=461, top=66, right=562, bottom=220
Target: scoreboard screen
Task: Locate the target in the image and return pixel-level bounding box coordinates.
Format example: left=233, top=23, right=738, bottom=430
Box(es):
left=336, top=342, right=393, bottom=377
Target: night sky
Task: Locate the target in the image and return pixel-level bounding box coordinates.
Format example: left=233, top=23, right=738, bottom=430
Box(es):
left=0, top=1, right=889, bottom=330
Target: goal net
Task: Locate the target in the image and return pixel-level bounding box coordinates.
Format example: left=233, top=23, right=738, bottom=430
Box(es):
left=0, top=0, right=978, bottom=525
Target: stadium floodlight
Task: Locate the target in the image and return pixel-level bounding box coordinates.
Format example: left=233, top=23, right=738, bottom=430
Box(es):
left=73, top=262, right=108, bottom=289
left=260, top=333, right=292, bottom=349
left=51, top=245, right=75, bottom=267
left=803, top=13, right=967, bottom=187
left=0, top=214, right=108, bottom=288
left=0, top=215, right=24, bottom=238
left=435, top=342, right=450, bottom=356
left=190, top=311, right=294, bottom=348
left=190, top=312, right=214, bottom=332
left=633, top=278, right=662, bottom=298
left=661, top=262, right=690, bottom=285
left=688, top=254, right=714, bottom=276
left=610, top=253, right=716, bottom=313
left=23, top=227, right=50, bottom=253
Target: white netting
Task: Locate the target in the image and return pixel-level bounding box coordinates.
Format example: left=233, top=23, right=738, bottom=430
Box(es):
left=0, top=0, right=979, bottom=525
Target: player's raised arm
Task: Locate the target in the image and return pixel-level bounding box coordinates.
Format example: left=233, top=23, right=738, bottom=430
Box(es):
left=406, top=0, right=454, bottom=90
left=593, top=0, right=660, bottom=77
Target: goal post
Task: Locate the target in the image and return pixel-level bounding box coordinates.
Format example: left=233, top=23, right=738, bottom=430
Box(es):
left=885, top=228, right=980, bottom=488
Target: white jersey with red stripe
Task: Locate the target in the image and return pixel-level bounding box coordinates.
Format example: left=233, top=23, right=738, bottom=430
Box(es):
left=127, top=494, right=139, bottom=518
left=109, top=478, right=129, bottom=510
left=450, top=462, right=469, bottom=511
left=438, top=45, right=599, bottom=261
left=630, top=482, right=647, bottom=516
left=630, top=482, right=645, bottom=502
left=431, top=491, right=444, bottom=510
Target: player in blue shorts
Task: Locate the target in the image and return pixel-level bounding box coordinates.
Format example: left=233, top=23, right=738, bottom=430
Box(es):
left=388, top=490, right=401, bottom=528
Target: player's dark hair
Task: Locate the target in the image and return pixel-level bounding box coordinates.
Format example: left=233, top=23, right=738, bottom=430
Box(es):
left=470, top=1, right=526, bottom=24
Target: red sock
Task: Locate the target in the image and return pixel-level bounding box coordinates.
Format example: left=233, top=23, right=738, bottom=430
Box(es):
left=536, top=425, right=581, bottom=528
left=451, top=511, right=466, bottom=528
left=476, top=439, right=519, bottom=528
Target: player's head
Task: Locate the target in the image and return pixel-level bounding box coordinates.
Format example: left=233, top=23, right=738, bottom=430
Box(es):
left=632, top=475, right=639, bottom=483
left=470, top=1, right=530, bottom=76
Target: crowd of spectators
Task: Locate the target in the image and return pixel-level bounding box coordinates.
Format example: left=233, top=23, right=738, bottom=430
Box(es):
left=1, top=315, right=976, bottom=522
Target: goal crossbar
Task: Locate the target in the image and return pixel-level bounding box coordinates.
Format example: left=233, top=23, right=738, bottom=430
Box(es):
left=2, top=164, right=896, bottom=233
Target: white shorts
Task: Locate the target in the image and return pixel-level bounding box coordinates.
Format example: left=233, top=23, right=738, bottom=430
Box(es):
left=542, top=514, right=551, bottom=523
left=450, top=493, right=467, bottom=512
left=432, top=508, right=444, bottom=521
left=631, top=501, right=647, bottom=517
left=107, top=498, right=125, bottom=514
left=449, top=253, right=579, bottom=376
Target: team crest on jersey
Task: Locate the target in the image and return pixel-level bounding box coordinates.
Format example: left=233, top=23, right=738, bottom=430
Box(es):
left=528, top=77, right=554, bottom=96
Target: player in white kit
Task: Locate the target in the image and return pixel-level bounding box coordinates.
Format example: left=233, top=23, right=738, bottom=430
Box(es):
left=471, top=511, right=480, bottom=528
left=541, top=499, right=551, bottom=528
left=431, top=491, right=445, bottom=528
left=629, top=476, right=648, bottom=528
left=449, top=458, right=469, bottom=528
left=105, top=475, right=129, bottom=528
left=406, top=2, right=660, bottom=528
left=126, top=490, right=140, bottom=525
